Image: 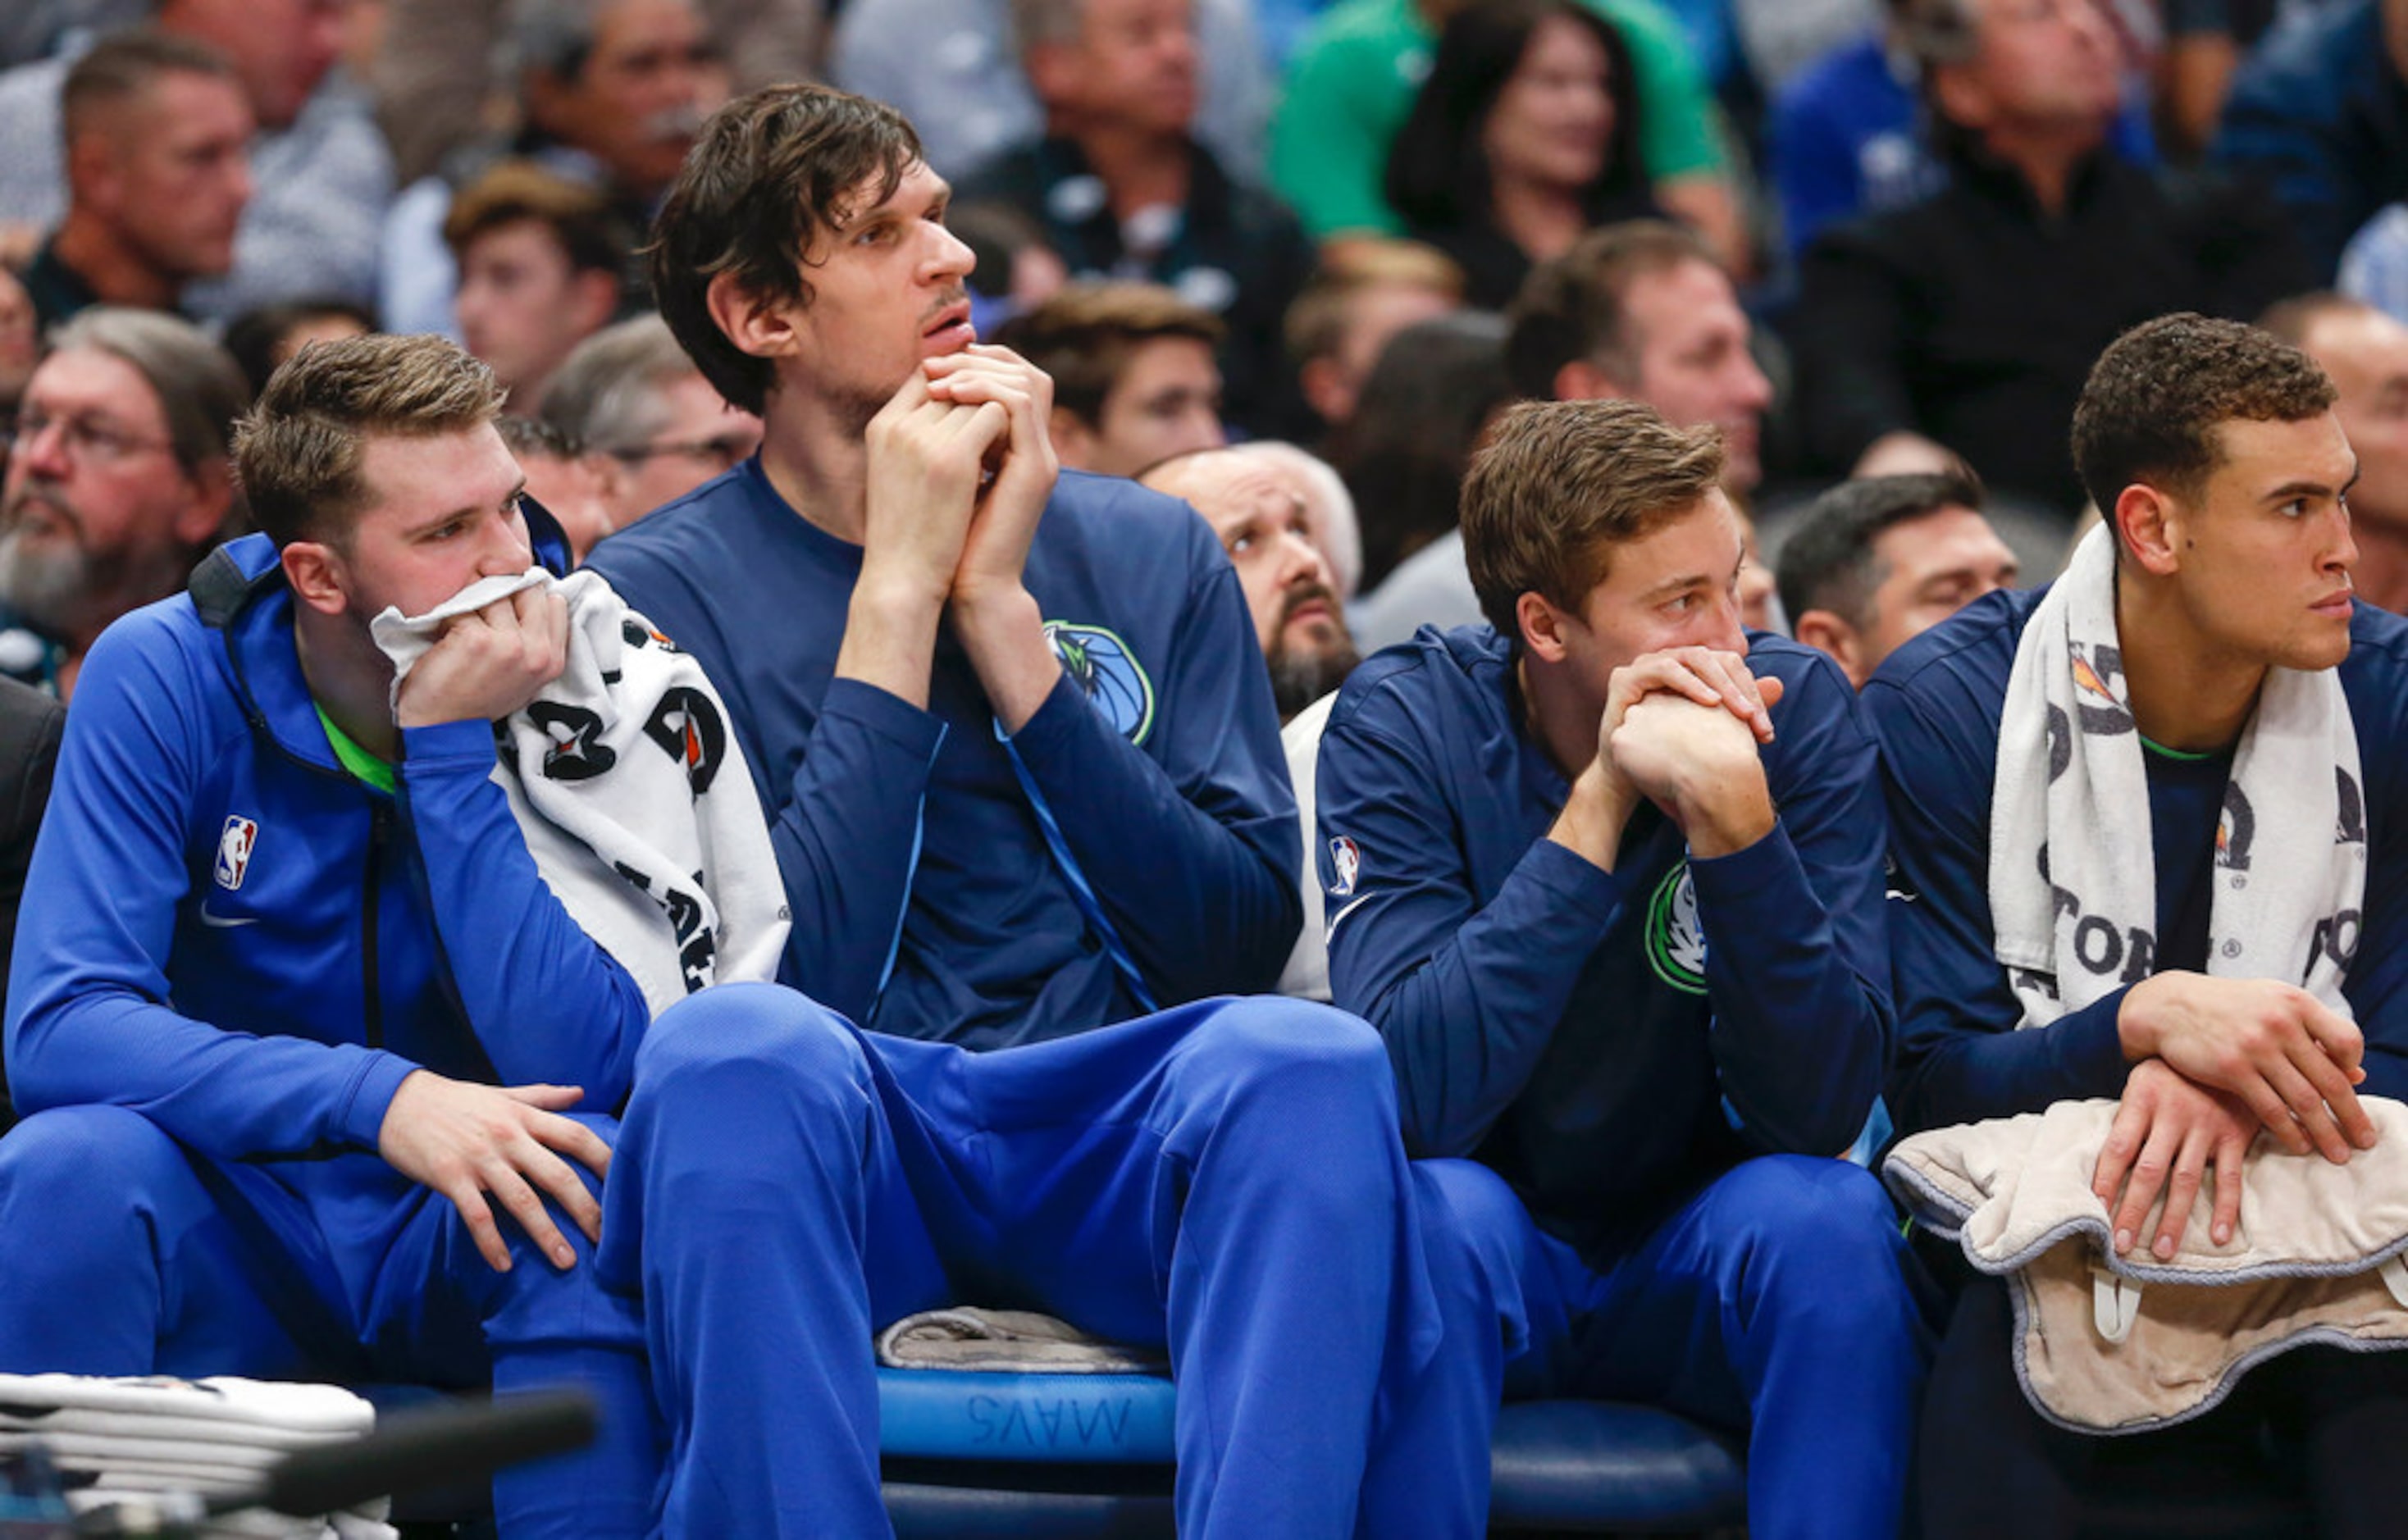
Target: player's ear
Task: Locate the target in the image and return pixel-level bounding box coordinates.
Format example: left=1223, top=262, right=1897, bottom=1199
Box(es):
left=2114, top=483, right=2181, bottom=576
left=280, top=539, right=350, bottom=617
left=1516, top=590, right=1575, bottom=663
left=1790, top=608, right=1864, bottom=685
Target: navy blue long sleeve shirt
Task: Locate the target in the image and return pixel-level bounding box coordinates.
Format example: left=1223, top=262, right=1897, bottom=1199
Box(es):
left=1866, top=587, right=2408, bottom=1137
left=1316, top=624, right=1892, bottom=1260
left=584, top=462, right=1300, bottom=1048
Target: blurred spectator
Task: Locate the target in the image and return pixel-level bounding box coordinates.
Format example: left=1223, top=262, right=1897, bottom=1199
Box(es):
left=379, top=0, right=728, bottom=336
left=2154, top=0, right=2284, bottom=162
left=0, top=308, right=248, bottom=699
left=1384, top=0, right=1662, bottom=309
left=1767, top=0, right=2156, bottom=262
left=1336, top=308, right=1518, bottom=649
left=20, top=31, right=252, bottom=330
left=0, top=0, right=392, bottom=325
left=959, top=0, right=1315, bottom=435
left=2213, top=0, right=2408, bottom=284
left=1270, top=0, right=1745, bottom=274
left=0, top=268, right=37, bottom=421
left=0, top=2, right=146, bottom=70
left=369, top=0, right=820, bottom=189
left=832, top=0, right=1271, bottom=183
left=1790, top=0, right=2308, bottom=517
left=2262, top=289, right=2408, bottom=612
left=539, top=314, right=763, bottom=528
left=497, top=413, right=618, bottom=562
left=994, top=282, right=1229, bottom=476
left=1352, top=221, right=1771, bottom=650
left=443, top=161, right=632, bottom=412
left=1284, top=239, right=1464, bottom=443
left=1142, top=444, right=1362, bottom=719
left=218, top=294, right=374, bottom=397
left=1508, top=219, right=1771, bottom=492
left=1774, top=468, right=2017, bottom=685
left=1234, top=438, right=1364, bottom=599
left=951, top=198, right=1069, bottom=332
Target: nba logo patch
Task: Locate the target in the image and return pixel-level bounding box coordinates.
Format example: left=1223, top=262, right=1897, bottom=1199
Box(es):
left=214, top=816, right=258, bottom=891
left=1329, top=836, right=1361, bottom=897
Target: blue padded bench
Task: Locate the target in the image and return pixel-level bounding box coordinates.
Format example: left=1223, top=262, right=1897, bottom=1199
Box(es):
left=876, top=1366, right=1746, bottom=1537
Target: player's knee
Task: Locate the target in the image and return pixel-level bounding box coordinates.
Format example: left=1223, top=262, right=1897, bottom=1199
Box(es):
left=1178, top=996, right=1393, bottom=1115
left=0, top=1105, right=185, bottom=1205
left=1723, top=1156, right=1913, bottom=1303
left=636, top=982, right=870, bottom=1121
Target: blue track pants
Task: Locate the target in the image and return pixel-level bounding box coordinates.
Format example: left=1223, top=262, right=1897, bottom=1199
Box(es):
left=597, top=982, right=1466, bottom=1539
left=0, top=1104, right=659, bottom=1538
left=1408, top=1153, right=1931, bottom=1538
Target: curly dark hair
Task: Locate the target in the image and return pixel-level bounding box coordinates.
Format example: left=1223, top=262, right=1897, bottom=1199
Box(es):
left=646, top=84, right=922, bottom=416
left=2070, top=312, right=2336, bottom=517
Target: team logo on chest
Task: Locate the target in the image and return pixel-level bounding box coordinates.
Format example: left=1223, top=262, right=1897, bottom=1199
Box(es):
left=1646, top=861, right=1708, bottom=996
left=214, top=816, right=259, bottom=890
left=1044, top=620, right=1156, bottom=745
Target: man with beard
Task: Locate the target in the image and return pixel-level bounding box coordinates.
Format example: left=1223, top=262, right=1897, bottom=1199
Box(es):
left=1142, top=441, right=1360, bottom=722
left=0, top=307, right=247, bottom=698
left=1140, top=440, right=1362, bottom=1001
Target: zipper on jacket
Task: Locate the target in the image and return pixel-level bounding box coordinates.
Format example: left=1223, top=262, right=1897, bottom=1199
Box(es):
left=363, top=800, right=390, bottom=1049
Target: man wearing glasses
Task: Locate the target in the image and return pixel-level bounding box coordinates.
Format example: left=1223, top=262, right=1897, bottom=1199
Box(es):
left=0, top=308, right=249, bottom=698
left=536, top=314, right=763, bottom=540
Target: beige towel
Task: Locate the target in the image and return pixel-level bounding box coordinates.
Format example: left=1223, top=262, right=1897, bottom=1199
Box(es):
left=1885, top=1098, right=2408, bottom=1433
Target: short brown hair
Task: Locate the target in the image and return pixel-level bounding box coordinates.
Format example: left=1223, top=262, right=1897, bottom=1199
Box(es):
left=2069, top=312, right=2336, bottom=518
left=235, top=334, right=507, bottom=549
left=442, top=160, right=629, bottom=276
left=1283, top=240, right=1464, bottom=368
left=992, top=281, right=1224, bottom=427
left=1506, top=220, right=1719, bottom=400
left=647, top=84, right=923, bottom=416
left=1463, top=397, right=1726, bottom=637
left=60, top=29, right=238, bottom=149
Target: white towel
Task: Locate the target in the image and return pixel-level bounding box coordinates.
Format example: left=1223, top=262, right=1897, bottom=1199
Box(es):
left=0, top=1375, right=392, bottom=1540
left=1989, top=524, right=2365, bottom=1028
left=372, top=569, right=790, bottom=1015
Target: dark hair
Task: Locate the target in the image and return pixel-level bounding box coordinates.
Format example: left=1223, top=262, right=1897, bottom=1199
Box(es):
left=647, top=84, right=923, bottom=415
left=60, top=29, right=239, bottom=146
left=221, top=297, right=378, bottom=399
left=1462, top=397, right=1723, bottom=639
left=991, top=281, right=1224, bottom=427
left=2070, top=312, right=2336, bottom=517
left=497, top=413, right=585, bottom=460
left=235, top=334, right=505, bottom=549
left=443, top=160, right=632, bottom=277
left=1505, top=218, right=1718, bottom=399
left=1775, top=471, right=1986, bottom=627
left=949, top=198, right=1056, bottom=302
left=1326, top=309, right=1520, bottom=590
left=1384, top=0, right=1647, bottom=236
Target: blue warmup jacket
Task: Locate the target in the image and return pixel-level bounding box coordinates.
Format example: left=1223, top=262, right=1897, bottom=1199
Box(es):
left=1317, top=624, right=1892, bottom=1261
left=1867, top=586, right=2408, bottom=1137
left=582, top=462, right=1300, bottom=1049
left=5, top=533, right=651, bottom=1173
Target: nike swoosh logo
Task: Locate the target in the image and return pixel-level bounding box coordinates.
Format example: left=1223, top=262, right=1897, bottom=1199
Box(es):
left=199, top=908, right=258, bottom=928
left=1324, top=892, right=1373, bottom=945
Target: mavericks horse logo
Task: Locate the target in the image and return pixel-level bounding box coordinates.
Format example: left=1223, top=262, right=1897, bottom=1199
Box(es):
left=1045, top=621, right=1156, bottom=745
left=1647, top=862, right=1708, bottom=996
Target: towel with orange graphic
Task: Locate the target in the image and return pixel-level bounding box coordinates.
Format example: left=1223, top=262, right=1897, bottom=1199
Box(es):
left=374, top=569, right=790, bottom=1017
